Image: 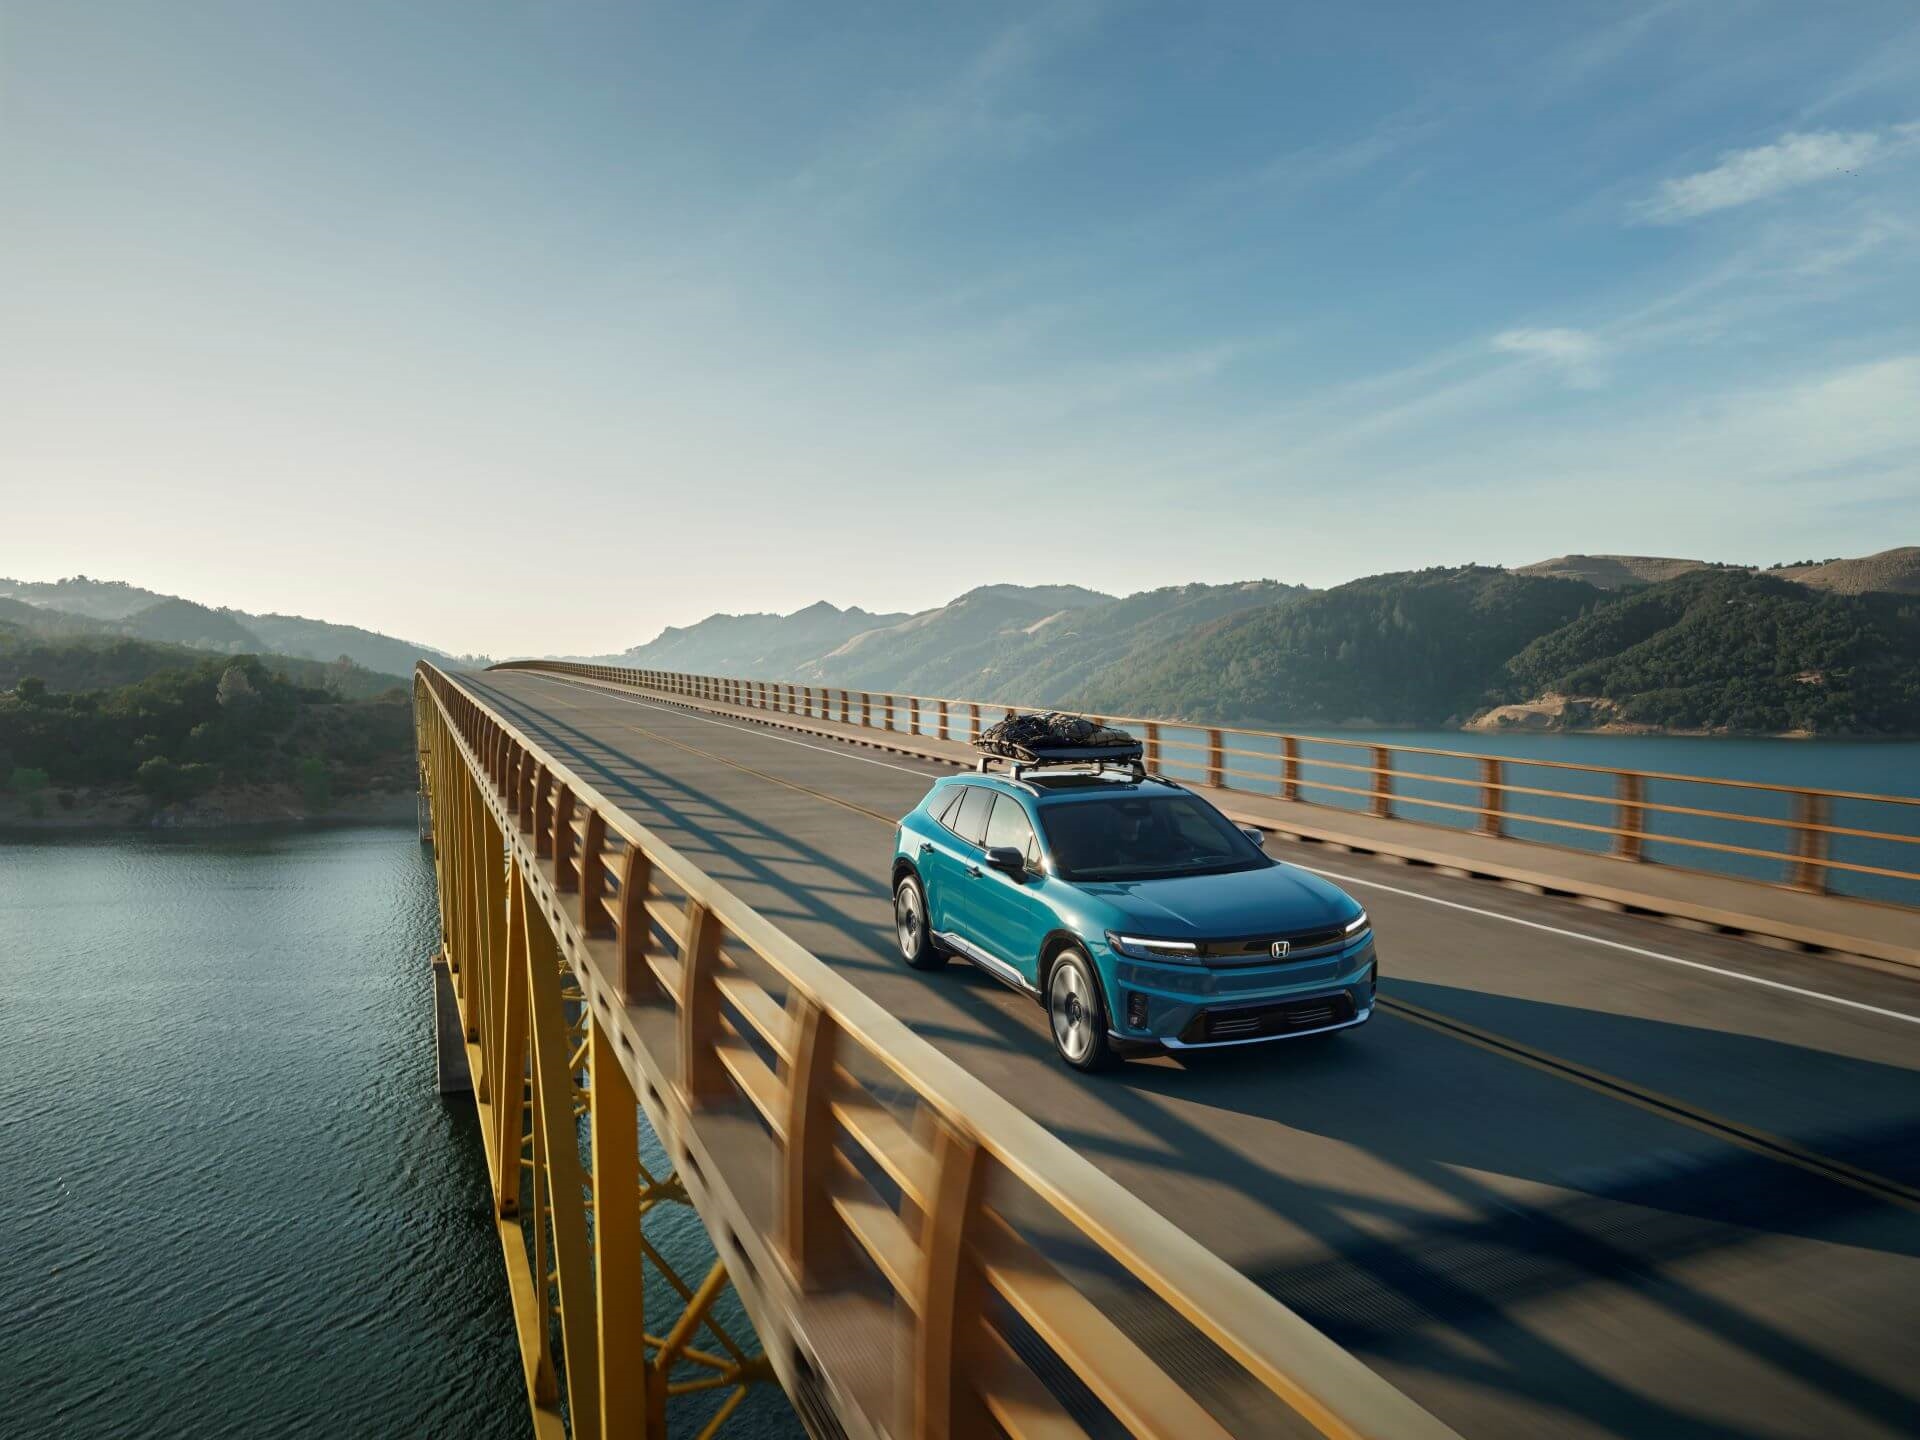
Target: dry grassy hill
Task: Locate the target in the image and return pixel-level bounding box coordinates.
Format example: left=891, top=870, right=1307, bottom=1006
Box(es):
left=1513, top=554, right=1716, bottom=589
left=1766, top=547, right=1920, bottom=596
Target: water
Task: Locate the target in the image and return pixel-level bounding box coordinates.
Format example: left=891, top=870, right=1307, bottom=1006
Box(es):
left=0, top=826, right=799, bottom=1439
left=939, top=702, right=1920, bottom=903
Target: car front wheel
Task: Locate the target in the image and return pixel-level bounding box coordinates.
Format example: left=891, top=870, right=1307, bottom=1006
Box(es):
left=893, top=873, right=946, bottom=971
left=1046, top=945, right=1116, bottom=1072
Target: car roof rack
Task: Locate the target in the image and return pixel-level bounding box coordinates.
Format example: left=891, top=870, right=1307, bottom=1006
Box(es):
left=975, top=741, right=1149, bottom=784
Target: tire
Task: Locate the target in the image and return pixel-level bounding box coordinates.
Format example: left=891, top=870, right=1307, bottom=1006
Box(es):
left=893, top=873, right=946, bottom=971
left=1045, top=945, right=1116, bottom=1072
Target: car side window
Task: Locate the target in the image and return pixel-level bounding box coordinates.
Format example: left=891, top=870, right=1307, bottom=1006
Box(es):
left=932, top=788, right=965, bottom=828
left=950, top=785, right=995, bottom=846
left=983, top=794, right=1036, bottom=864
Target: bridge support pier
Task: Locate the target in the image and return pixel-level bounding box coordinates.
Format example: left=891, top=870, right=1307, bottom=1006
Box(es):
left=431, top=952, right=472, bottom=1095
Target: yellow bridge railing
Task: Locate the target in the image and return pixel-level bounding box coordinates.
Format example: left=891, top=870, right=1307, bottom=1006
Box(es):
left=416, top=661, right=1458, bottom=1438
left=496, top=661, right=1920, bottom=906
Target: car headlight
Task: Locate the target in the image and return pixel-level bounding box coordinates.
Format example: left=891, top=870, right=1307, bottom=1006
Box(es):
left=1343, top=909, right=1370, bottom=938
left=1106, top=932, right=1202, bottom=965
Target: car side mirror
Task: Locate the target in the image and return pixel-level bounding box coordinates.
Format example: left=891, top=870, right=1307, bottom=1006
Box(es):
left=1240, top=826, right=1267, bottom=849
left=984, top=845, right=1028, bottom=877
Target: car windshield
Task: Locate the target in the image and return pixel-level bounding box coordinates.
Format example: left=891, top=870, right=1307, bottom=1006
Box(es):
left=1038, top=793, right=1267, bottom=881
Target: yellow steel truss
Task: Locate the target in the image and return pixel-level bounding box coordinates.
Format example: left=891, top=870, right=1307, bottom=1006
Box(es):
left=420, top=696, right=777, bottom=1440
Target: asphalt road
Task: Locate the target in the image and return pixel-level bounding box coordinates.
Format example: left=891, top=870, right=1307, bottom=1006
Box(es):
left=456, top=669, right=1920, bottom=1440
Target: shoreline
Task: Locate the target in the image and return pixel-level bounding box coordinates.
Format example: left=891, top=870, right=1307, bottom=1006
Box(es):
left=0, top=785, right=420, bottom=833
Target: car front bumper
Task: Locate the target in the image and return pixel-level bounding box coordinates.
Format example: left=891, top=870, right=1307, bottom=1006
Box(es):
left=1105, top=940, right=1378, bottom=1049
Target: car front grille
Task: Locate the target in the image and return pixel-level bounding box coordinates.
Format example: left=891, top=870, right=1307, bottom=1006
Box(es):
left=1199, top=924, right=1352, bottom=965
left=1180, top=992, right=1357, bottom=1044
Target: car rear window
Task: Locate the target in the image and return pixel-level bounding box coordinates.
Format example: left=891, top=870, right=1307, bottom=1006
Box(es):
left=949, top=785, right=995, bottom=846
left=1038, top=793, right=1266, bottom=881
left=931, top=787, right=965, bottom=827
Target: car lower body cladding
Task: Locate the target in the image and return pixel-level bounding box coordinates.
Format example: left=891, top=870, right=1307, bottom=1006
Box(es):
left=1107, top=940, right=1377, bottom=1050
left=933, top=929, right=1038, bottom=997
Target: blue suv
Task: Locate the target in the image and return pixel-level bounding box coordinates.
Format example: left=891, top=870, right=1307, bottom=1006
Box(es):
left=890, top=766, right=1376, bottom=1070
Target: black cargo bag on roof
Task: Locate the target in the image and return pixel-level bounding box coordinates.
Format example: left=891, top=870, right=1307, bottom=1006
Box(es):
left=976, top=711, right=1142, bottom=763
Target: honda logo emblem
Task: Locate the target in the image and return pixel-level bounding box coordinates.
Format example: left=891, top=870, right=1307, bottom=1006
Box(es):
left=1270, top=940, right=1290, bottom=958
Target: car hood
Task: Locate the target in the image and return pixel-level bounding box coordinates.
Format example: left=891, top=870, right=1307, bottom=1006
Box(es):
left=1080, top=862, right=1358, bottom=939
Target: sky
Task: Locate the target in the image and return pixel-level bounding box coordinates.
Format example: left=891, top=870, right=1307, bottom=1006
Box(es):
left=3, top=1, right=1917, bottom=658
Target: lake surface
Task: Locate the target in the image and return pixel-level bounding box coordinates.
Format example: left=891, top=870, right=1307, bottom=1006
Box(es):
left=0, top=826, right=799, bottom=1439
left=1126, top=726, right=1920, bottom=903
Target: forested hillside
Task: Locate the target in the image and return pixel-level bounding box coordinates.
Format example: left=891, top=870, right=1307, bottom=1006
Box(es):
left=1071, top=568, right=1599, bottom=726
left=0, top=575, right=468, bottom=674
left=1498, top=571, right=1920, bottom=734
left=972, top=581, right=1307, bottom=704
left=794, top=585, right=1116, bottom=693
left=600, top=600, right=908, bottom=676
left=0, top=655, right=414, bottom=818
left=0, top=628, right=406, bottom=700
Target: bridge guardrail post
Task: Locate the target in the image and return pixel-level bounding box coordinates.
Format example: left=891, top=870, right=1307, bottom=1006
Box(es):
left=553, top=786, right=578, bottom=889
left=518, top=754, right=538, bottom=834
left=969, top=703, right=981, bottom=743
left=1282, top=735, right=1299, bottom=801
left=1372, top=746, right=1394, bottom=818
left=617, top=847, right=655, bottom=1002
left=580, top=812, right=610, bottom=934
left=913, top=1117, right=989, bottom=1439
left=861, top=692, right=872, bottom=728
left=1791, top=791, right=1831, bottom=893
left=533, top=765, right=554, bottom=855
left=1207, top=729, right=1225, bottom=789
left=1615, top=773, right=1645, bottom=861
left=910, top=696, right=920, bottom=735
left=678, top=898, right=729, bottom=1106
left=780, top=996, right=854, bottom=1287
left=938, top=699, right=949, bottom=740
left=1479, top=758, right=1504, bottom=837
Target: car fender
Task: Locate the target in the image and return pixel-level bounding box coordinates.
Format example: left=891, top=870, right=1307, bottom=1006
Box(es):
left=1036, top=927, right=1101, bottom=1003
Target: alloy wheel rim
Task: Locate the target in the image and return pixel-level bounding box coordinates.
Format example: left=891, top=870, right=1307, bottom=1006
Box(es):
left=1050, top=964, right=1092, bottom=1061
left=895, top=883, right=921, bottom=959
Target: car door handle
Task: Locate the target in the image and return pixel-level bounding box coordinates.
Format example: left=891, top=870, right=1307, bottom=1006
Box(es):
left=918, top=842, right=934, bottom=856
left=964, top=864, right=982, bottom=878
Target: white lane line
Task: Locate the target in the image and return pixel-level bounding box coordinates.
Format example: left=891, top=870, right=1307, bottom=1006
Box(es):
left=491, top=672, right=948, bottom=780
left=475, top=672, right=1920, bottom=1028
left=1295, top=862, right=1920, bottom=1027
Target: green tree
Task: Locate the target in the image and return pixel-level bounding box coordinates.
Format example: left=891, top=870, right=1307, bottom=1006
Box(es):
left=216, top=663, right=257, bottom=709
left=9, top=764, right=50, bottom=818
left=135, top=756, right=216, bottom=807
left=297, top=756, right=333, bottom=813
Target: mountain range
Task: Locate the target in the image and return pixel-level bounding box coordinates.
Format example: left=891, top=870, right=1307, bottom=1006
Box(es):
left=0, top=575, right=476, bottom=679
left=574, top=547, right=1920, bottom=735
left=8, top=546, right=1916, bottom=735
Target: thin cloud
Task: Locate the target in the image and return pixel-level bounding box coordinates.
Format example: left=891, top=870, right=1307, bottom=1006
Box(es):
left=1492, top=327, right=1607, bottom=388
left=1636, top=128, right=1894, bottom=222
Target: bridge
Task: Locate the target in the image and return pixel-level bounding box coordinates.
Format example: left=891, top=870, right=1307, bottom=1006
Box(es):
left=414, top=660, right=1920, bottom=1440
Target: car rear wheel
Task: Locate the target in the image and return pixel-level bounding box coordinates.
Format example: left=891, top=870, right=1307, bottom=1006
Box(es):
left=1046, top=945, right=1115, bottom=1072
left=893, top=874, right=946, bottom=971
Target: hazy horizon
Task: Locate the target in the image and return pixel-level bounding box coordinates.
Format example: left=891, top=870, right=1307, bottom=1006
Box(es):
left=6, top=3, right=1918, bottom=656
left=7, top=544, right=1914, bottom=664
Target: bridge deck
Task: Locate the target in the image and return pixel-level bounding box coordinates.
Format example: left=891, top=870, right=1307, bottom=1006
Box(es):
left=455, top=668, right=1920, bottom=1440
